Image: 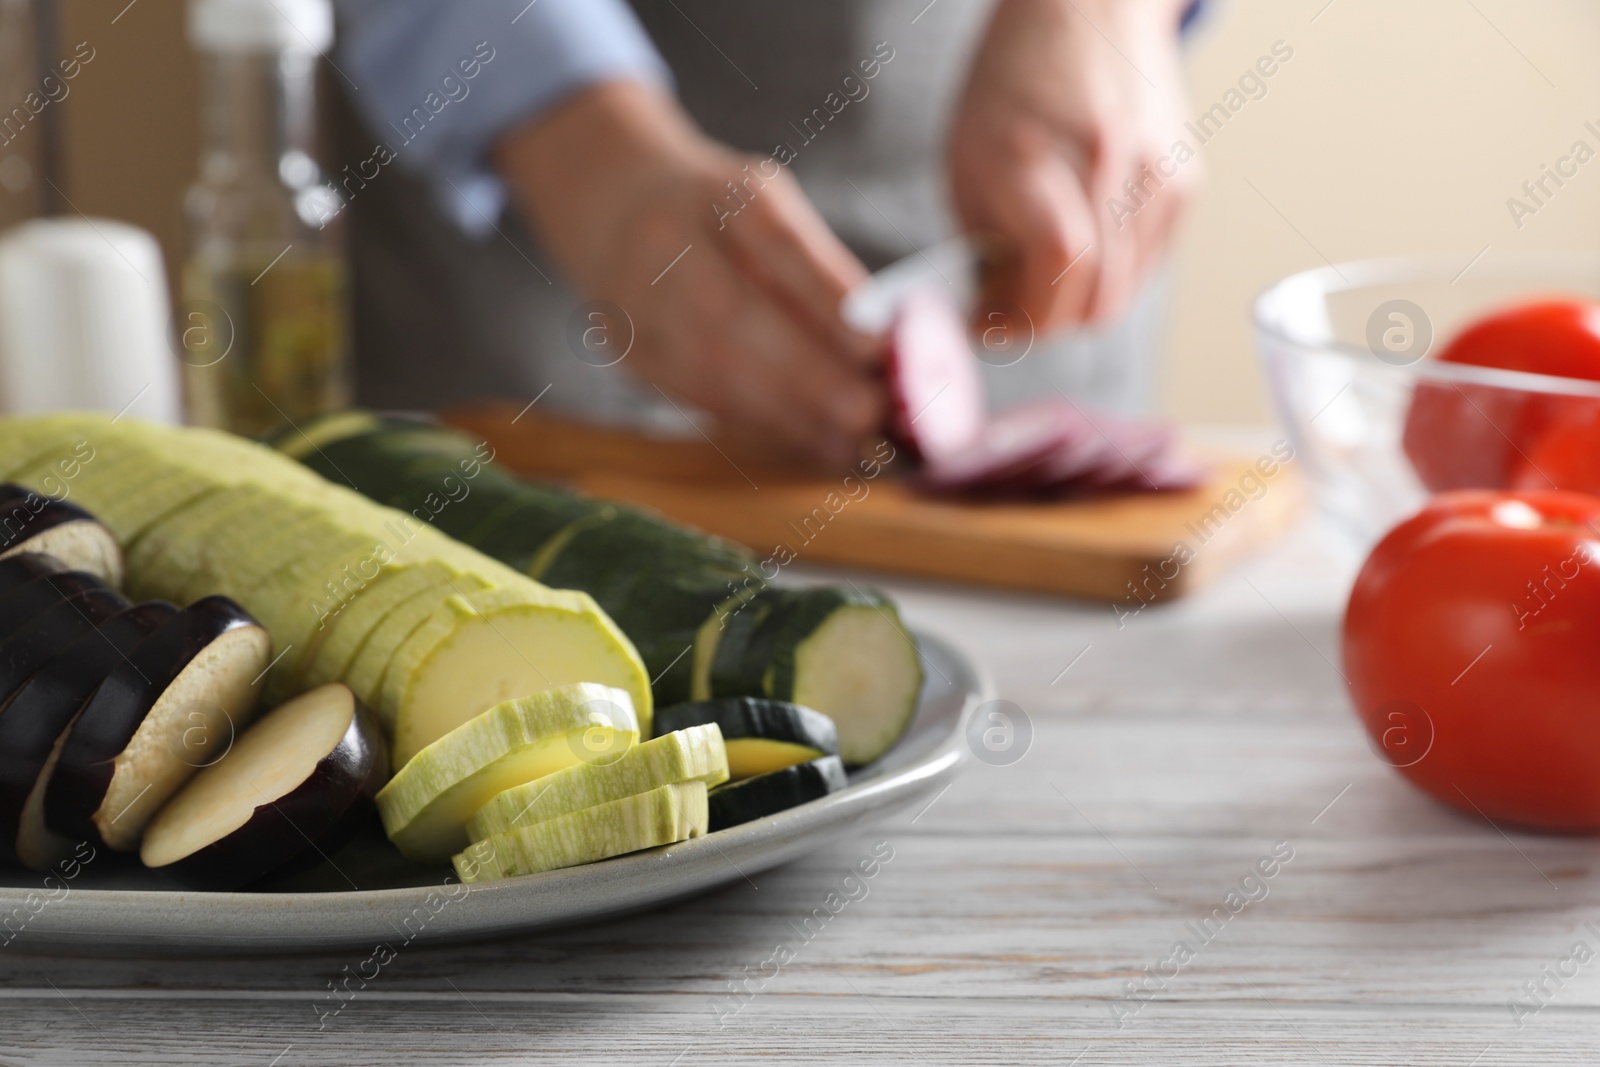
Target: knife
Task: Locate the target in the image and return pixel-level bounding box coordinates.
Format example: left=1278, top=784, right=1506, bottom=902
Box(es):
left=840, top=236, right=984, bottom=335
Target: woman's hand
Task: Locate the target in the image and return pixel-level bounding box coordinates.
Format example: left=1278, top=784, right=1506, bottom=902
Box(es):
left=948, top=0, right=1197, bottom=332
left=494, top=81, right=884, bottom=467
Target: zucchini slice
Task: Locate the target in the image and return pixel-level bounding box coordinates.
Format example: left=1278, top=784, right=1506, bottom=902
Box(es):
left=346, top=572, right=485, bottom=712
left=0, top=487, right=123, bottom=587
left=87, top=465, right=220, bottom=549
left=45, top=596, right=272, bottom=851
left=455, top=780, right=708, bottom=882
left=298, top=562, right=456, bottom=692
left=707, top=755, right=847, bottom=831
left=533, top=508, right=750, bottom=706
left=0, top=602, right=175, bottom=866
left=274, top=415, right=923, bottom=764
left=652, top=698, right=837, bottom=781
left=384, top=586, right=651, bottom=769
left=140, top=683, right=387, bottom=889
left=279, top=417, right=758, bottom=706
left=376, top=682, right=639, bottom=862
left=467, top=723, right=729, bottom=840
left=705, top=588, right=922, bottom=766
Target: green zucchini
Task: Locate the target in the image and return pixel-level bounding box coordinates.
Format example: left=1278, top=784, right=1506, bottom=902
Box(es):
left=277, top=414, right=924, bottom=765
left=456, top=780, right=708, bottom=882
left=294, top=416, right=601, bottom=556
left=653, top=697, right=836, bottom=780
left=707, top=755, right=847, bottom=831
left=466, top=723, right=729, bottom=840
left=536, top=507, right=752, bottom=705
left=702, top=587, right=921, bottom=765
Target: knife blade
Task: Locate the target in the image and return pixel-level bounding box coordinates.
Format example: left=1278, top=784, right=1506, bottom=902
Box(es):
left=840, top=236, right=983, bottom=335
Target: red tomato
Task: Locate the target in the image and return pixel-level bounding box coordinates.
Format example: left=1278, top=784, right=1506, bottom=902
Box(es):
left=1343, top=490, right=1600, bottom=830
left=1510, top=401, right=1600, bottom=495
left=1402, top=300, right=1600, bottom=491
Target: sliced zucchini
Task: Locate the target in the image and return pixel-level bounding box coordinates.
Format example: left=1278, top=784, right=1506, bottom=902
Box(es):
left=275, top=417, right=769, bottom=703
left=706, top=587, right=921, bottom=766
left=707, top=755, right=847, bottom=831
left=273, top=418, right=925, bottom=766
left=384, top=586, right=652, bottom=769
left=653, top=698, right=837, bottom=780
left=3, top=437, right=103, bottom=498
left=46, top=596, right=272, bottom=851
left=467, top=494, right=606, bottom=572
left=689, top=589, right=753, bottom=702
left=299, top=561, right=457, bottom=691
left=171, top=494, right=336, bottom=607
left=86, top=465, right=220, bottom=548
left=139, top=683, right=387, bottom=889
left=0, top=427, right=96, bottom=482
left=376, top=682, right=639, bottom=862
left=215, top=518, right=384, bottom=699
left=533, top=508, right=749, bottom=706
left=0, top=487, right=123, bottom=587
left=455, top=780, right=709, bottom=883
left=0, top=602, right=175, bottom=866
left=345, top=572, right=485, bottom=712
left=467, top=723, right=728, bottom=840
left=125, top=484, right=264, bottom=601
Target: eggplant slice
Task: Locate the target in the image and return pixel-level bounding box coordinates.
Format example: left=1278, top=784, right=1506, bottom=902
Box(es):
left=653, top=697, right=838, bottom=780
left=0, top=551, right=67, bottom=600
left=707, top=755, right=847, bottom=831
left=46, top=595, right=272, bottom=852
left=0, top=487, right=123, bottom=588
left=0, top=570, right=109, bottom=644
left=0, top=585, right=130, bottom=704
left=140, top=683, right=387, bottom=890
left=0, top=602, right=177, bottom=868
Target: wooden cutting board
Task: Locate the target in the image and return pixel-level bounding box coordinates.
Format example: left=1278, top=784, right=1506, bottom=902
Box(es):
left=444, top=404, right=1303, bottom=604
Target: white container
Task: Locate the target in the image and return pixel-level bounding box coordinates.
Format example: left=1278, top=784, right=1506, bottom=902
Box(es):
left=0, top=217, right=182, bottom=422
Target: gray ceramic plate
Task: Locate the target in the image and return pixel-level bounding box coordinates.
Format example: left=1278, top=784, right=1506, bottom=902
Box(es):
left=0, top=629, right=987, bottom=954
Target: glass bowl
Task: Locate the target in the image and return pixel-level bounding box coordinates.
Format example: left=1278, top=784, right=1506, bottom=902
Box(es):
left=1255, top=251, right=1600, bottom=547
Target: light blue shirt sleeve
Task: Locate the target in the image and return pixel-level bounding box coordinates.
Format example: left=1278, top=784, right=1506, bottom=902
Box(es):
left=333, top=0, right=671, bottom=237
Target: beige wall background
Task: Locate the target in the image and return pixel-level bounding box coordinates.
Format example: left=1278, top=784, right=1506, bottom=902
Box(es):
left=1166, top=0, right=1600, bottom=424
left=12, top=0, right=1600, bottom=427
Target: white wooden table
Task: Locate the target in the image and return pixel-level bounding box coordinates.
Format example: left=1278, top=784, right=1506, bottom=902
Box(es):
left=3, top=517, right=1597, bottom=1065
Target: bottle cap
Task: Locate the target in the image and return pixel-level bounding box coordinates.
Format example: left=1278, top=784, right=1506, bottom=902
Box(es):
left=188, top=0, right=334, bottom=54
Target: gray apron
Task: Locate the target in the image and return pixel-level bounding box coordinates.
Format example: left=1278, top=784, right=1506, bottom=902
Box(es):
left=335, top=0, right=1164, bottom=427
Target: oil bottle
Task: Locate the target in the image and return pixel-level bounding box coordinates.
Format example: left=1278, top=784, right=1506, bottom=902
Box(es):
left=180, top=0, right=348, bottom=437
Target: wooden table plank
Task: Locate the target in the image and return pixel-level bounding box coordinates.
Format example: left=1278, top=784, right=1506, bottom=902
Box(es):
left=0, top=994, right=1595, bottom=1065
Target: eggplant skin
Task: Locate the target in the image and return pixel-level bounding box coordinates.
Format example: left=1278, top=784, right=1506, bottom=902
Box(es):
left=0, top=603, right=175, bottom=864
left=151, top=699, right=388, bottom=892
left=0, top=585, right=129, bottom=702
left=0, top=571, right=109, bottom=643
left=0, top=488, right=93, bottom=548
left=0, top=552, right=66, bottom=599
left=45, top=596, right=263, bottom=848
